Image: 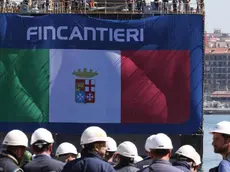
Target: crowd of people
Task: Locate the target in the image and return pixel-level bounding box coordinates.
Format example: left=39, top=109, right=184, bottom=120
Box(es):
left=0, top=0, right=203, bottom=14
left=0, top=120, right=229, bottom=172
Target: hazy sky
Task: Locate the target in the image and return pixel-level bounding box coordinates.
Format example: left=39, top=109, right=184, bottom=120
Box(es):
left=189, top=0, right=229, bottom=33
left=203, top=0, right=230, bottom=33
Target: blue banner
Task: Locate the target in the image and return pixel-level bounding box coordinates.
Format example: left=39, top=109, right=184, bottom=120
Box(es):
left=0, top=14, right=203, bottom=134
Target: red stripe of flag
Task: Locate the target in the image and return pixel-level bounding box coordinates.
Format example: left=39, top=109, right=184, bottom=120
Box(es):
left=121, top=50, right=190, bottom=124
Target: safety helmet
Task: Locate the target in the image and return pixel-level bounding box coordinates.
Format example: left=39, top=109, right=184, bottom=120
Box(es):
left=2, top=129, right=28, bottom=147
left=193, top=151, right=201, bottom=166
left=116, top=141, right=138, bottom=158
left=175, top=145, right=196, bottom=159
left=134, top=155, right=143, bottom=163
left=106, top=137, right=117, bottom=152
left=145, top=135, right=155, bottom=152
left=210, top=121, right=230, bottom=135
left=31, top=128, right=54, bottom=145
left=149, top=133, right=173, bottom=150
left=80, top=126, right=108, bottom=145
left=77, top=153, right=81, bottom=158
left=56, top=142, right=78, bottom=157
left=22, top=150, right=32, bottom=163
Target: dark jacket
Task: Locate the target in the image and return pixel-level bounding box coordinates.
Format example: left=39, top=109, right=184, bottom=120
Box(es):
left=172, top=161, right=191, bottom=172
left=0, top=150, right=23, bottom=172
left=61, top=152, right=116, bottom=172
left=138, top=159, right=183, bottom=172
left=135, top=157, right=152, bottom=169
left=23, top=154, right=64, bottom=172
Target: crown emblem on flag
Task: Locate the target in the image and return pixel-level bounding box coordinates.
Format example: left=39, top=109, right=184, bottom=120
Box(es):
left=72, top=68, right=98, bottom=78
left=73, top=68, right=98, bottom=104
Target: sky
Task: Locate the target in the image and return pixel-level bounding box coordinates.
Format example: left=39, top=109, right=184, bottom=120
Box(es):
left=202, top=0, right=230, bottom=33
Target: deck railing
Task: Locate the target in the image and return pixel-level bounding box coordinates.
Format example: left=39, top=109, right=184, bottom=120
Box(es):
left=0, top=1, right=204, bottom=15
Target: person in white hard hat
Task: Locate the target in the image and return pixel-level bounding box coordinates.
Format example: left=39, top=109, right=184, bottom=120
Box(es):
left=135, top=134, right=155, bottom=169
left=23, top=128, right=64, bottom=172
left=0, top=129, right=28, bottom=172
left=62, top=126, right=116, bottom=172
left=138, top=133, right=182, bottom=172
left=209, top=121, right=230, bottom=172
left=134, top=156, right=143, bottom=164
left=173, top=145, right=201, bottom=172
left=114, top=141, right=140, bottom=172
left=105, top=136, right=118, bottom=166
left=55, top=142, right=78, bottom=163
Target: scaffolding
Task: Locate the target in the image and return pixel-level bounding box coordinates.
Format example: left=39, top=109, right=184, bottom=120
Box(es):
left=0, top=0, right=204, bottom=15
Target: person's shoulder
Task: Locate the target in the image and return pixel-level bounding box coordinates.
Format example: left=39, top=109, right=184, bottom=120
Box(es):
left=50, top=158, right=65, bottom=167
left=219, top=159, right=230, bottom=171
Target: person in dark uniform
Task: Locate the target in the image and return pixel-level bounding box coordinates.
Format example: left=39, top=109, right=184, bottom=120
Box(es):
left=137, top=133, right=183, bottom=172
left=114, top=141, right=139, bottom=172
left=134, top=135, right=155, bottom=169
left=172, top=145, right=201, bottom=172
left=0, top=129, right=28, bottom=172
left=23, top=128, right=64, bottom=172
left=62, top=126, right=116, bottom=172
left=55, top=142, right=78, bottom=163
left=105, top=137, right=118, bottom=166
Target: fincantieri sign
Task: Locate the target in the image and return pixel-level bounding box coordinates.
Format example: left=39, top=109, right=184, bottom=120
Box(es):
left=26, top=26, right=144, bottom=42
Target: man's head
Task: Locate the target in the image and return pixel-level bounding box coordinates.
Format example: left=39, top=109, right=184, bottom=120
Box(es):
left=80, top=126, right=108, bottom=158
left=55, top=142, right=78, bottom=163
left=105, top=136, right=117, bottom=161
left=148, top=133, right=173, bottom=160
left=116, top=141, right=138, bottom=164
left=2, top=129, right=28, bottom=163
left=145, top=134, right=155, bottom=156
left=175, top=145, right=201, bottom=172
left=30, top=128, right=54, bottom=155
left=210, top=121, right=230, bottom=157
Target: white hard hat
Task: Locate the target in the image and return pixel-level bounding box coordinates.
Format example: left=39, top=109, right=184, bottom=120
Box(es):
left=175, top=145, right=196, bottom=158
left=193, top=151, right=201, bottom=166
left=134, top=155, right=143, bottom=163
left=210, top=121, right=230, bottom=135
left=175, top=145, right=196, bottom=160
left=149, top=133, right=173, bottom=150
left=145, top=135, right=155, bottom=152
left=106, top=137, right=117, bottom=152
left=175, top=145, right=201, bottom=166
left=80, top=126, right=108, bottom=145
left=117, top=141, right=138, bottom=158
left=31, top=128, right=54, bottom=145
left=56, top=142, right=78, bottom=157
left=2, top=129, right=28, bottom=147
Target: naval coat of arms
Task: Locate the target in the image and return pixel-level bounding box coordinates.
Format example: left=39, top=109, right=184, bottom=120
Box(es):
left=72, top=68, right=98, bottom=104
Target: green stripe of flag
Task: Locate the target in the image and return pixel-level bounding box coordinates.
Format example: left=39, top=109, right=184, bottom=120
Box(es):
left=0, top=49, right=49, bottom=122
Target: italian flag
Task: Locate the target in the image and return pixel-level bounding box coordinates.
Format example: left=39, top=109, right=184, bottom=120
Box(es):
left=0, top=49, right=190, bottom=124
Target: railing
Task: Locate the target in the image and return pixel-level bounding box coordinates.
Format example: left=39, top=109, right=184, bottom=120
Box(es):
left=0, top=1, right=204, bottom=15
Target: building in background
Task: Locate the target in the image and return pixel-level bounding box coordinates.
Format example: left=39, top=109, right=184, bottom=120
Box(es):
left=204, top=48, right=230, bottom=93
